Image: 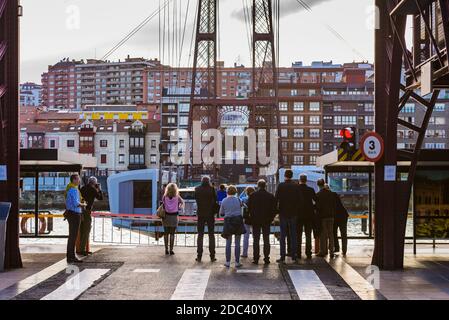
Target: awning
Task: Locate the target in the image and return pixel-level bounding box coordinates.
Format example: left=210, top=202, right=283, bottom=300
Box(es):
left=20, top=149, right=97, bottom=173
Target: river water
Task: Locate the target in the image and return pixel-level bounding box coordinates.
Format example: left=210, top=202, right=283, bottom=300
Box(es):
left=19, top=211, right=414, bottom=247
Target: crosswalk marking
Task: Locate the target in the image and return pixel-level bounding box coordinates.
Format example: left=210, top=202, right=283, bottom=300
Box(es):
left=0, top=258, right=69, bottom=300
left=326, top=257, right=379, bottom=300
left=236, top=269, right=263, bottom=274
left=288, top=270, right=334, bottom=300
left=41, top=269, right=110, bottom=300
left=133, top=269, right=160, bottom=273
left=170, top=269, right=211, bottom=300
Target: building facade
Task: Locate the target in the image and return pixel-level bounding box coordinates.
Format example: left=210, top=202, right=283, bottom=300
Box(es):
left=20, top=119, right=160, bottom=177
left=19, top=82, right=42, bottom=107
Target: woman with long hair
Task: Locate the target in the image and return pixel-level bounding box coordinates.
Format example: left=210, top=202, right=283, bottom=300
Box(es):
left=161, top=183, right=184, bottom=255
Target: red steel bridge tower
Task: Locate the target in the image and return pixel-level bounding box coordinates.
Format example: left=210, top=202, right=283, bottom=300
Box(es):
left=374, top=0, right=449, bottom=269
left=186, top=0, right=282, bottom=181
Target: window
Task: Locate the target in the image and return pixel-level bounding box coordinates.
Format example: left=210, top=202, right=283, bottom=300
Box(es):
left=309, top=102, right=320, bottom=111
left=279, top=102, right=288, bottom=111
left=281, top=142, right=289, bottom=151
left=133, top=181, right=152, bottom=209
left=151, top=139, right=157, bottom=148
left=100, top=154, right=107, bottom=164
left=293, top=116, right=304, bottom=125
left=364, top=103, right=374, bottom=112
left=293, top=156, right=304, bottom=165
left=119, top=139, right=125, bottom=148
left=67, top=139, right=75, bottom=148
left=401, top=103, right=415, bottom=113
left=280, top=116, right=288, bottom=125
left=280, top=129, right=288, bottom=138
left=309, top=129, right=321, bottom=138
left=293, top=129, right=304, bottom=138
left=130, top=137, right=144, bottom=148
left=309, top=142, right=320, bottom=151
left=310, top=155, right=318, bottom=165
left=49, top=140, right=56, bottom=148
left=100, top=140, right=108, bottom=148
left=150, top=154, right=157, bottom=164
left=118, top=154, right=125, bottom=164
left=309, top=116, right=321, bottom=125
left=434, top=103, right=445, bottom=112
left=334, top=116, right=356, bottom=125
left=333, top=105, right=342, bottom=112
left=365, top=116, right=374, bottom=125
left=293, top=102, right=304, bottom=111
left=293, top=142, right=304, bottom=151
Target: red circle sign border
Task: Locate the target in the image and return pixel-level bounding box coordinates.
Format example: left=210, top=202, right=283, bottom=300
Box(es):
left=360, top=131, right=385, bottom=162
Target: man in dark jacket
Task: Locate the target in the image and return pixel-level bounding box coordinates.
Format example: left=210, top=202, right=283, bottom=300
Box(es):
left=248, top=179, right=276, bottom=265
left=315, top=179, right=336, bottom=258
left=275, top=170, right=303, bottom=263
left=79, top=176, right=103, bottom=256
left=297, top=175, right=317, bottom=259
left=332, top=190, right=349, bottom=255
left=194, top=176, right=217, bottom=262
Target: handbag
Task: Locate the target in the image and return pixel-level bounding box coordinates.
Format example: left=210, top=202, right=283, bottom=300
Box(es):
left=157, top=197, right=166, bottom=219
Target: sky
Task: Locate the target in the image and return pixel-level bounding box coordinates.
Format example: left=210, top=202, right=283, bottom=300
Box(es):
left=20, top=0, right=375, bottom=83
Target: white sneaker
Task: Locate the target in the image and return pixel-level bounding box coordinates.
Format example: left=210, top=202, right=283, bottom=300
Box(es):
left=224, top=262, right=230, bottom=268
left=235, top=262, right=242, bottom=268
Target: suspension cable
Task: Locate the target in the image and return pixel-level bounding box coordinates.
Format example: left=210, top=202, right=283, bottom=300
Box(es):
left=102, top=0, right=172, bottom=61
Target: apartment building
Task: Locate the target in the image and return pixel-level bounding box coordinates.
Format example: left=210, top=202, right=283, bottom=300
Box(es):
left=19, top=82, right=42, bottom=107
left=41, top=59, right=79, bottom=109
left=20, top=119, right=160, bottom=177
left=75, top=57, right=159, bottom=108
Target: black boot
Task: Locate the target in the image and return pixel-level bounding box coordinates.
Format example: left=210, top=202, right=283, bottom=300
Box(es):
left=164, top=234, right=169, bottom=255
left=169, top=233, right=175, bottom=255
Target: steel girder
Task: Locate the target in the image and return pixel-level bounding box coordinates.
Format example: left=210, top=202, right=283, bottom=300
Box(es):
left=373, top=0, right=448, bottom=270
left=0, top=0, right=22, bottom=269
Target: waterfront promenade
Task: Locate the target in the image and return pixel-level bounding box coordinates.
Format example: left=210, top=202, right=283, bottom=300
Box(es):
left=1, top=241, right=449, bottom=300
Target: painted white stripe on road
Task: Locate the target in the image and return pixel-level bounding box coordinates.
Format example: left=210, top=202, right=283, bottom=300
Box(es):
left=236, top=270, right=263, bottom=274
left=41, top=269, right=110, bottom=300
left=171, top=269, right=211, bottom=300
left=288, top=270, right=333, bottom=300
left=326, top=257, right=379, bottom=300
left=0, top=258, right=69, bottom=300
left=133, top=269, right=160, bottom=273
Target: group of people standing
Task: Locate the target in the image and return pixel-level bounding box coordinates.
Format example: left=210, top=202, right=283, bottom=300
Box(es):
left=158, top=170, right=348, bottom=268
left=65, top=173, right=103, bottom=263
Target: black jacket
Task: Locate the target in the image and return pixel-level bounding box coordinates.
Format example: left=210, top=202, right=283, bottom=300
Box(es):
left=194, top=183, right=217, bottom=217
left=316, top=189, right=336, bottom=219
left=80, top=185, right=103, bottom=211
left=298, top=184, right=317, bottom=221
left=222, top=216, right=246, bottom=238
left=275, top=180, right=303, bottom=218
left=248, top=189, right=276, bottom=226
left=333, top=192, right=349, bottom=221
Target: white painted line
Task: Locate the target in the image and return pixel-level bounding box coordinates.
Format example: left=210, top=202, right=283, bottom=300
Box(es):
left=288, top=270, right=333, bottom=300
left=171, top=269, right=211, bottom=300
left=0, top=258, right=69, bottom=300
left=326, top=257, right=378, bottom=300
left=236, top=270, right=263, bottom=274
left=41, top=269, right=110, bottom=300
left=133, top=269, right=160, bottom=273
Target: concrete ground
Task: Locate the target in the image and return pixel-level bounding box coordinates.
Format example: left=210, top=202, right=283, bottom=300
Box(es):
left=1, top=241, right=449, bottom=300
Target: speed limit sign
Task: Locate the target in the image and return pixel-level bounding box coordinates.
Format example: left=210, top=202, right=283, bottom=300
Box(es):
left=360, top=132, right=384, bottom=162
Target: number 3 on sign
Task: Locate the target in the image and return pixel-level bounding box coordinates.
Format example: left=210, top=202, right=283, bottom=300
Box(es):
left=360, top=132, right=384, bottom=162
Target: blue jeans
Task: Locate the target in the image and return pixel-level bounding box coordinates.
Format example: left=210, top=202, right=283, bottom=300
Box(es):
left=280, top=216, right=297, bottom=260
left=242, top=224, right=251, bottom=256
left=226, top=234, right=242, bottom=263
